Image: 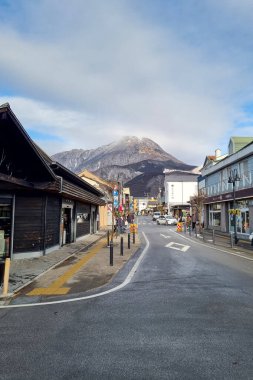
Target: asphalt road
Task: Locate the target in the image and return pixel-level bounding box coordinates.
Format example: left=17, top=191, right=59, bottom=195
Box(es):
left=0, top=215, right=253, bottom=380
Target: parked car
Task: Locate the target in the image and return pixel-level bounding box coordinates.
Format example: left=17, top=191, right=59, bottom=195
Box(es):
left=156, top=215, right=167, bottom=225
left=165, top=215, right=178, bottom=225
left=152, top=211, right=161, bottom=221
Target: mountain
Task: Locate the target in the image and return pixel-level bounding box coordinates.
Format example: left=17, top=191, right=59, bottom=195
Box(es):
left=52, top=136, right=196, bottom=196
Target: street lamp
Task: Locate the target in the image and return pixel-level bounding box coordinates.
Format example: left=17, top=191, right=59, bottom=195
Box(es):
left=228, top=168, right=240, bottom=244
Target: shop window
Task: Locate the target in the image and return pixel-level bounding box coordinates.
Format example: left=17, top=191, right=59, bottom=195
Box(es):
left=209, top=203, right=221, bottom=227
left=230, top=209, right=249, bottom=234
left=210, top=211, right=221, bottom=226
left=0, top=204, right=11, bottom=259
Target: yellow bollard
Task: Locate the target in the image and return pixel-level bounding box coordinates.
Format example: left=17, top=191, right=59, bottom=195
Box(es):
left=2, top=258, right=10, bottom=296
left=130, top=223, right=138, bottom=233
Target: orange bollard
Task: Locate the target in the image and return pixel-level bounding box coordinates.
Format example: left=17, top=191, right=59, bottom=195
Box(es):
left=177, top=222, right=183, bottom=232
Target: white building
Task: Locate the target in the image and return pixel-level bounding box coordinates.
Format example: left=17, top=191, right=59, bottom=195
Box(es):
left=134, top=197, right=149, bottom=213
left=164, top=169, right=199, bottom=216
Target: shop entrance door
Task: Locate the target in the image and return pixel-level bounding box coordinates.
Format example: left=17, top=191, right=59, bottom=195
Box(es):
left=62, top=208, right=72, bottom=245
left=0, top=203, right=12, bottom=259
left=240, top=209, right=250, bottom=234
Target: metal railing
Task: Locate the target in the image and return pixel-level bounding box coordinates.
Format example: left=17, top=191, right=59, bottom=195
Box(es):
left=182, top=224, right=253, bottom=251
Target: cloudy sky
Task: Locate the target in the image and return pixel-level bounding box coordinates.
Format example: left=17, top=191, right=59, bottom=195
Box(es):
left=1, top=0, right=253, bottom=166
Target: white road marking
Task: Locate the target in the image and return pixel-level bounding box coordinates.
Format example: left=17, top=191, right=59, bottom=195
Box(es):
left=165, top=242, right=190, bottom=252
left=0, top=232, right=150, bottom=309
left=160, top=234, right=171, bottom=239
left=171, top=230, right=253, bottom=261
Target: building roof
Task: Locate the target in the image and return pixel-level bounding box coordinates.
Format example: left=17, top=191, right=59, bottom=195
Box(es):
left=207, top=155, right=215, bottom=161
left=79, top=169, right=114, bottom=189
left=79, top=169, right=114, bottom=201
left=228, top=136, right=253, bottom=154
left=0, top=103, right=104, bottom=203
left=164, top=170, right=199, bottom=182
left=202, top=140, right=253, bottom=176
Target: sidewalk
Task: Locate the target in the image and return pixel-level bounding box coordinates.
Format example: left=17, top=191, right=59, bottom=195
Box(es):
left=0, top=229, right=141, bottom=304
left=181, top=229, right=253, bottom=258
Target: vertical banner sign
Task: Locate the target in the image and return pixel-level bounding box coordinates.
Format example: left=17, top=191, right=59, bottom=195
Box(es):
left=113, top=190, right=119, bottom=208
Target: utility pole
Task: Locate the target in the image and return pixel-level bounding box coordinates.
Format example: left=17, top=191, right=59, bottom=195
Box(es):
left=228, top=168, right=240, bottom=245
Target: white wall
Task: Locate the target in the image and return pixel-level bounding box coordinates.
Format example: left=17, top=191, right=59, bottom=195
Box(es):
left=138, top=198, right=148, bottom=211
left=166, top=181, right=198, bottom=206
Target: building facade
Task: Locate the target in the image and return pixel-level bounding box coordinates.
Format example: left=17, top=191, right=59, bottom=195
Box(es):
left=78, top=169, right=114, bottom=229
left=199, top=138, right=253, bottom=239
left=0, top=103, right=105, bottom=260
left=164, top=170, right=198, bottom=217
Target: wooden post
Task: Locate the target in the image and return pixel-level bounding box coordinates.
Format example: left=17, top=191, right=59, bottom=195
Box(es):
left=2, top=258, right=10, bottom=296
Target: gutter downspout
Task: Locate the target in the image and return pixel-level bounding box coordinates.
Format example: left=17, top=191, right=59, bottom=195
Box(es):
left=10, top=194, right=15, bottom=260
left=43, top=195, right=48, bottom=256
left=56, top=176, right=63, bottom=246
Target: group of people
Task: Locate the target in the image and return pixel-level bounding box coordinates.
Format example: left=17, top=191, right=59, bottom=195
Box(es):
left=114, top=214, right=135, bottom=234
left=177, top=213, right=200, bottom=231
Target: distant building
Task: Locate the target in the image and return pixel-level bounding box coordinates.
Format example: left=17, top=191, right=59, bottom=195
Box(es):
left=202, top=148, right=227, bottom=169
left=164, top=169, right=199, bottom=217
left=134, top=197, right=149, bottom=214
left=78, top=169, right=114, bottom=228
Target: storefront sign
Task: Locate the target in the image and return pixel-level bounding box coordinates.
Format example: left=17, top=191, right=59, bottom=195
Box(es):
left=205, top=187, right=253, bottom=204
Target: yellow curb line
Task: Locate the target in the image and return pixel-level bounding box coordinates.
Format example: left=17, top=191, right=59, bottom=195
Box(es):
left=27, top=239, right=106, bottom=296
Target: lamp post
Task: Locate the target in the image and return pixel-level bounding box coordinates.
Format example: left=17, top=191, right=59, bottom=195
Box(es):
left=228, top=168, right=240, bottom=244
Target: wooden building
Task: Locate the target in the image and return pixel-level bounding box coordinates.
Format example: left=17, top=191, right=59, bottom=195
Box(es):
left=78, top=169, right=114, bottom=229
left=0, top=103, right=105, bottom=259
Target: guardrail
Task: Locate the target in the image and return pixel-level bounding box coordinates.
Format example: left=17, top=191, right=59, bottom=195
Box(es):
left=182, top=224, right=253, bottom=251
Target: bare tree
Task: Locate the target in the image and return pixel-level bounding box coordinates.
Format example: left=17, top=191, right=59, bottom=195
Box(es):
left=190, top=191, right=207, bottom=230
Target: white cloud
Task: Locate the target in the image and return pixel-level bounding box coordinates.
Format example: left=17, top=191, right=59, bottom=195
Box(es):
left=0, top=0, right=253, bottom=165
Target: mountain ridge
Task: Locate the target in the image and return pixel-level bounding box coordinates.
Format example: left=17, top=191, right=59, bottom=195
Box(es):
left=52, top=136, right=196, bottom=196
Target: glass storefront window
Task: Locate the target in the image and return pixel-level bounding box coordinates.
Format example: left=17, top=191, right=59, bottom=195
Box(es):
left=209, top=203, right=221, bottom=227
left=241, top=210, right=250, bottom=234
left=210, top=211, right=221, bottom=226
left=229, top=207, right=249, bottom=235
left=210, top=203, right=221, bottom=210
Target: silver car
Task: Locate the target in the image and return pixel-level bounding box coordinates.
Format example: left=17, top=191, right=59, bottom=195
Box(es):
left=156, top=215, right=167, bottom=225
left=165, top=216, right=178, bottom=225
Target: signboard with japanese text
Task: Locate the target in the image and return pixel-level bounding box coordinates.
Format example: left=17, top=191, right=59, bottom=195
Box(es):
left=113, top=190, right=119, bottom=207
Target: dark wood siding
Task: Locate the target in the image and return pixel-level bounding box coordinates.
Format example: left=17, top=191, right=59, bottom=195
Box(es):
left=14, top=195, right=44, bottom=253
left=45, top=196, right=61, bottom=249
left=76, top=202, right=90, bottom=238
left=13, top=194, right=61, bottom=254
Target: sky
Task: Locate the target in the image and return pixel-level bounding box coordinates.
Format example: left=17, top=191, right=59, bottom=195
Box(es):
left=1, top=0, right=253, bottom=166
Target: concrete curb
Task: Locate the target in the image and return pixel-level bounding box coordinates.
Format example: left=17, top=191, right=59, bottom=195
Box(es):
left=0, top=232, right=107, bottom=300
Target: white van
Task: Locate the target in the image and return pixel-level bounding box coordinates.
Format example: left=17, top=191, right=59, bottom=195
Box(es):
left=152, top=211, right=161, bottom=221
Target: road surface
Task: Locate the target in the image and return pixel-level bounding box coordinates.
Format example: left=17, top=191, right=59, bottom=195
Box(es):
left=0, top=215, right=253, bottom=379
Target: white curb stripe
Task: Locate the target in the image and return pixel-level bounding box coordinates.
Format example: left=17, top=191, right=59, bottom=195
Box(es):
left=0, top=232, right=149, bottom=309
